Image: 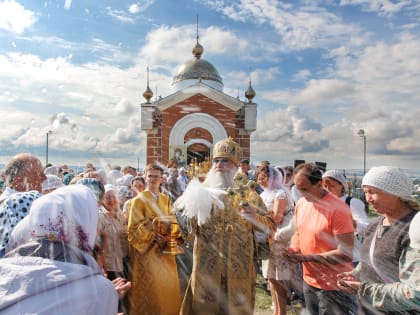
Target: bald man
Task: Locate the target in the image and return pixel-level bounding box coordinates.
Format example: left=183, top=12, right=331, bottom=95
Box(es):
left=2, top=153, right=47, bottom=193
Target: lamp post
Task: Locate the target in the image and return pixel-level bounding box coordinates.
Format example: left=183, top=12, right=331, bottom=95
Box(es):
left=46, top=130, right=52, bottom=166
left=357, top=129, right=366, bottom=175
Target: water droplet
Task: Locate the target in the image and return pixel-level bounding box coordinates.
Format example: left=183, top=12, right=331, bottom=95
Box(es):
left=64, top=0, right=72, bottom=10
left=41, top=88, right=47, bottom=93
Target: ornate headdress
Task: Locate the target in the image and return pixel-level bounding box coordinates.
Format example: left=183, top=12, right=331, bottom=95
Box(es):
left=212, top=137, right=241, bottom=166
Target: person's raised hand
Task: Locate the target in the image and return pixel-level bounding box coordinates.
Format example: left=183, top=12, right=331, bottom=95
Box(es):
left=112, top=277, right=132, bottom=299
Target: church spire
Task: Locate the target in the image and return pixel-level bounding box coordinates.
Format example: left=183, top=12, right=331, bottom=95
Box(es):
left=143, top=66, right=153, bottom=103
left=245, top=71, right=256, bottom=103
left=192, top=15, right=203, bottom=59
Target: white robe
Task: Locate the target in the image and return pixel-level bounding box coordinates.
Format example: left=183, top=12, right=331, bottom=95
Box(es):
left=0, top=254, right=118, bottom=315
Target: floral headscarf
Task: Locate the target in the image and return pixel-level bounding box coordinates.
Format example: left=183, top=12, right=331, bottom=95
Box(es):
left=10, top=185, right=98, bottom=252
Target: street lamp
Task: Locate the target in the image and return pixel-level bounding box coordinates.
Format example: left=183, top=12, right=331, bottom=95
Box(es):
left=357, top=129, right=366, bottom=175
left=46, top=130, right=52, bottom=166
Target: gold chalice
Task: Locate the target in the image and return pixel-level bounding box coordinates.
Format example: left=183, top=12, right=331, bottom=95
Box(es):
left=152, top=216, right=184, bottom=255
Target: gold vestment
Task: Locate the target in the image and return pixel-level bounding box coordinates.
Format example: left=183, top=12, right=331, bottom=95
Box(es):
left=127, top=191, right=181, bottom=315
left=179, top=191, right=273, bottom=315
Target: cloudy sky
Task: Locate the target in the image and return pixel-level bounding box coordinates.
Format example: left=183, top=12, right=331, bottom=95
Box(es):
left=0, top=0, right=419, bottom=171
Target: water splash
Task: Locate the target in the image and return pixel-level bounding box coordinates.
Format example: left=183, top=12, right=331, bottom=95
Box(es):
left=64, top=0, right=72, bottom=10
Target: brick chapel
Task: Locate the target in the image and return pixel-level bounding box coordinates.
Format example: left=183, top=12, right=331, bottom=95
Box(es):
left=140, top=37, right=258, bottom=167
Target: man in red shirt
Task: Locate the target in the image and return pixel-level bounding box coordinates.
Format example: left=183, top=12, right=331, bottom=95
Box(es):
left=286, top=163, right=356, bottom=315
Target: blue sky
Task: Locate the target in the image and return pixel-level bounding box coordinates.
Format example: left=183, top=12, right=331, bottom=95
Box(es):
left=0, top=0, right=419, bottom=171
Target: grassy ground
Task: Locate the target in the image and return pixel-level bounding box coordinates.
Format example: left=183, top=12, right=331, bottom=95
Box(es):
left=254, top=274, right=304, bottom=315
left=255, top=275, right=272, bottom=311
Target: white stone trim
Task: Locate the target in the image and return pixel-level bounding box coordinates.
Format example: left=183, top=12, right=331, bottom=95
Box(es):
left=185, top=138, right=213, bottom=148
left=169, top=113, right=228, bottom=147
left=156, top=82, right=243, bottom=112
left=173, top=79, right=223, bottom=92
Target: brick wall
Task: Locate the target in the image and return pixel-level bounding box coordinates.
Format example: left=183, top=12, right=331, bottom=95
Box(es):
left=146, top=93, right=250, bottom=165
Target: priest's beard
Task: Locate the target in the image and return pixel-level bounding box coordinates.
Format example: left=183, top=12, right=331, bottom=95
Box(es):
left=203, top=167, right=236, bottom=190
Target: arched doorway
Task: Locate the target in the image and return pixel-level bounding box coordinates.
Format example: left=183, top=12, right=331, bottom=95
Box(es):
left=168, top=113, right=228, bottom=167
left=187, top=142, right=210, bottom=164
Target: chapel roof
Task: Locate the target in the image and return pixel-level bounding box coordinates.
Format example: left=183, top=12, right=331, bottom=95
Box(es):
left=172, top=40, right=223, bottom=86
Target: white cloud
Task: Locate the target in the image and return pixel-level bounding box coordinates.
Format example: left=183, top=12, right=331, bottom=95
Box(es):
left=291, top=79, right=356, bottom=106
left=128, top=1, right=155, bottom=13
left=128, top=3, right=141, bottom=13
left=251, top=28, right=420, bottom=167
left=251, top=105, right=335, bottom=165
left=0, top=0, right=36, bottom=34
left=224, top=67, right=281, bottom=93
left=1, top=2, right=419, bottom=169
left=138, top=24, right=249, bottom=67
left=50, top=112, right=74, bottom=129
left=339, top=0, right=413, bottom=16
left=201, top=0, right=367, bottom=51
left=115, top=98, right=137, bottom=115
left=334, top=31, right=420, bottom=111
left=387, top=137, right=420, bottom=153
left=106, top=7, right=135, bottom=24
left=0, top=48, right=149, bottom=164
left=292, top=69, right=312, bottom=82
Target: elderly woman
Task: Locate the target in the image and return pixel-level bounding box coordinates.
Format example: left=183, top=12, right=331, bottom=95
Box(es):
left=337, top=166, right=419, bottom=314
left=0, top=185, right=119, bottom=315
left=97, top=185, right=125, bottom=280
left=322, top=169, right=369, bottom=265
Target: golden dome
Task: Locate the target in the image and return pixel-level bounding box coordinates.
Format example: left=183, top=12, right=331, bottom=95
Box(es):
left=245, top=80, right=256, bottom=102
left=192, top=42, right=203, bottom=59
left=143, top=85, right=153, bottom=103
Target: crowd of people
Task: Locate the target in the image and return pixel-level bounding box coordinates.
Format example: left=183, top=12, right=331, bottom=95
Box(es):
left=0, top=138, right=419, bottom=315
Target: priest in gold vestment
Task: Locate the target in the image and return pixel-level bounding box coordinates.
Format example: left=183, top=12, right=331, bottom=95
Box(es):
left=174, top=138, right=275, bottom=315
left=127, top=163, right=181, bottom=315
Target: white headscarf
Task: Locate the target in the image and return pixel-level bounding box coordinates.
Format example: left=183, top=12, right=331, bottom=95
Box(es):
left=42, top=174, right=64, bottom=192
left=259, top=165, right=294, bottom=210
left=8, top=185, right=98, bottom=252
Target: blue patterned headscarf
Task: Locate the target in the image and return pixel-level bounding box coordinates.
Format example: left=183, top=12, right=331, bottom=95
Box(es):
left=62, top=173, right=74, bottom=186
left=0, top=189, right=41, bottom=257
left=76, top=178, right=104, bottom=201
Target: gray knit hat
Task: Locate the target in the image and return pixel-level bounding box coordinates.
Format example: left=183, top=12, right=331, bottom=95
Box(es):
left=362, top=166, right=412, bottom=199
left=322, top=170, right=348, bottom=192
